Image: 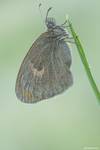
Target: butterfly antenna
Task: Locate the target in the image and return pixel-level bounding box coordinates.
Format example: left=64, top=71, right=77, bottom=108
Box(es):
left=45, top=7, right=52, bottom=24
left=38, top=3, right=44, bottom=24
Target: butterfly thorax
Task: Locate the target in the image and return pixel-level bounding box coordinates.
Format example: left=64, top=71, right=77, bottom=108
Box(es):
left=46, top=25, right=69, bottom=40
left=45, top=16, right=69, bottom=40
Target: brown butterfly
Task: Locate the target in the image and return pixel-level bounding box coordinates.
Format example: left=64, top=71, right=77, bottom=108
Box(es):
left=15, top=7, right=73, bottom=103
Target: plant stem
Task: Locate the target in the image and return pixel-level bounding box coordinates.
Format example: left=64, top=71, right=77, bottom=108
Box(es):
left=68, top=20, right=100, bottom=103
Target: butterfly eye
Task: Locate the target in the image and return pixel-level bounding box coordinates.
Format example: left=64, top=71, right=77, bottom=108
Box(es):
left=46, top=17, right=56, bottom=29
left=47, top=22, right=55, bottom=28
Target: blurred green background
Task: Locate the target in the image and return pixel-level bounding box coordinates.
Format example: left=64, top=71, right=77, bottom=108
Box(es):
left=0, top=0, right=100, bottom=150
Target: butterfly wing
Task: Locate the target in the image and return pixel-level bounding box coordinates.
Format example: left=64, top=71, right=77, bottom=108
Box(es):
left=15, top=32, right=73, bottom=103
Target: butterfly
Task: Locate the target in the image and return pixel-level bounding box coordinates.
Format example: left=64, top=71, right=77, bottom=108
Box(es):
left=15, top=7, right=73, bottom=103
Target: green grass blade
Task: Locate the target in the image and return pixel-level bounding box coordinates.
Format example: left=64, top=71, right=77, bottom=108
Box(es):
left=68, top=20, right=100, bottom=103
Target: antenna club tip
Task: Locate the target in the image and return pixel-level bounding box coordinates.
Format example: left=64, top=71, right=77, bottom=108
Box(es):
left=50, top=7, right=53, bottom=10
left=48, top=7, right=53, bottom=12
left=39, top=3, right=42, bottom=7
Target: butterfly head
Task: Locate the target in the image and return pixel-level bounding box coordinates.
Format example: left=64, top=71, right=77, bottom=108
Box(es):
left=45, top=7, right=69, bottom=38
left=46, top=17, right=56, bottom=29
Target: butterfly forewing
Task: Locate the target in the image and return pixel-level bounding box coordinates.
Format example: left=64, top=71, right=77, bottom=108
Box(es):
left=15, top=32, right=73, bottom=103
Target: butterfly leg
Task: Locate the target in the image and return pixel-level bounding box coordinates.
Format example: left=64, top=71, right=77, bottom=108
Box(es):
left=57, top=36, right=75, bottom=44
